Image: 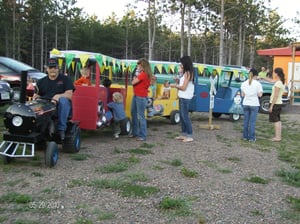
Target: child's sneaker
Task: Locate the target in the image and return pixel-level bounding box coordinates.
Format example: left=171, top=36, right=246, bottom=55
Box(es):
left=114, top=134, right=119, bottom=139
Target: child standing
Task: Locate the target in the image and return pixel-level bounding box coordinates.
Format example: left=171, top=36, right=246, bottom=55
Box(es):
left=107, top=92, right=126, bottom=139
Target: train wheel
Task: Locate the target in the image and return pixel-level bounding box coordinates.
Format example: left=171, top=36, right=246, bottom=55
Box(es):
left=229, top=113, right=240, bottom=121
left=170, top=110, right=180, bottom=125
left=63, top=125, right=81, bottom=153
left=45, top=141, right=58, bottom=168
left=121, top=117, right=132, bottom=135
left=212, top=112, right=222, bottom=118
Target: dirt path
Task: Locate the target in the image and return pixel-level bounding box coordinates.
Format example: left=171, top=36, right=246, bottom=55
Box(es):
left=0, top=105, right=299, bottom=223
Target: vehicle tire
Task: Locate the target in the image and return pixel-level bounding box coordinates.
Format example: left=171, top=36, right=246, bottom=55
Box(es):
left=12, top=87, right=21, bottom=102
left=45, top=141, right=58, bottom=168
left=121, top=117, right=132, bottom=135
left=229, top=113, right=240, bottom=121
left=63, top=125, right=81, bottom=153
left=170, top=110, right=180, bottom=125
left=212, top=112, right=222, bottom=118
left=259, top=95, right=270, bottom=114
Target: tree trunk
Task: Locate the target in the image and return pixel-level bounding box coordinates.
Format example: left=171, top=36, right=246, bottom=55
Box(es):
left=180, top=3, right=185, bottom=57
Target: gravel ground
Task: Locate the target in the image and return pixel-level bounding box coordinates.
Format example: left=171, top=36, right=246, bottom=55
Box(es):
left=0, top=105, right=299, bottom=224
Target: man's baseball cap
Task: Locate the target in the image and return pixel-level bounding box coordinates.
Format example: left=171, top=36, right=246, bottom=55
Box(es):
left=47, top=58, right=58, bottom=67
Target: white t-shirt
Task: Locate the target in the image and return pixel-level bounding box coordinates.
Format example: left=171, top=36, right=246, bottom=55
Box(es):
left=178, top=74, right=194, bottom=99
left=241, top=79, right=263, bottom=106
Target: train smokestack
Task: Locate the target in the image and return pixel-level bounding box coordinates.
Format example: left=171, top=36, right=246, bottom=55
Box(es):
left=20, top=70, right=28, bottom=103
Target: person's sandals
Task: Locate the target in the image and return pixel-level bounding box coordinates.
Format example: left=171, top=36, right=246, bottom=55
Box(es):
left=182, top=137, right=194, bottom=142
left=175, top=136, right=186, bottom=140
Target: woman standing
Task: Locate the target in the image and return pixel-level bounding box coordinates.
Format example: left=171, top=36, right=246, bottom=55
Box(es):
left=241, top=68, right=263, bottom=142
left=171, top=56, right=195, bottom=143
left=130, top=58, right=152, bottom=141
left=262, top=67, right=285, bottom=142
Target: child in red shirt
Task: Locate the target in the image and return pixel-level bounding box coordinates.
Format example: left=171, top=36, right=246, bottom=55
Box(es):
left=74, top=67, right=91, bottom=86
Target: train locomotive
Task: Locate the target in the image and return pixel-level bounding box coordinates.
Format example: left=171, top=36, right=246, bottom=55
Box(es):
left=0, top=71, right=81, bottom=167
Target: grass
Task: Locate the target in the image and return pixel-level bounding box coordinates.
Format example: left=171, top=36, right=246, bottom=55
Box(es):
left=0, top=192, right=32, bottom=204
left=159, top=196, right=193, bottom=216
left=180, top=167, right=198, bottom=178
left=87, top=178, right=159, bottom=198
left=287, top=195, right=300, bottom=211
left=160, top=158, right=183, bottom=167
left=1, top=107, right=300, bottom=222
left=70, top=153, right=89, bottom=161
left=275, top=169, right=300, bottom=187
left=96, top=156, right=141, bottom=173
left=243, top=175, right=269, bottom=184
left=200, top=160, right=232, bottom=174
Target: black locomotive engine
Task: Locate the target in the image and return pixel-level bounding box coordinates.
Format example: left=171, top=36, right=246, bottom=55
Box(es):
left=0, top=71, right=81, bottom=167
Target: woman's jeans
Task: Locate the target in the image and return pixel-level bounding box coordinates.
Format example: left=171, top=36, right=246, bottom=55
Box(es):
left=131, top=95, right=147, bottom=139
left=243, top=105, right=259, bottom=141
left=179, top=98, right=193, bottom=137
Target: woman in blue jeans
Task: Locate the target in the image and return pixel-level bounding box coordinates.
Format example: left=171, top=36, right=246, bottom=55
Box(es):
left=130, top=58, right=152, bottom=141
left=171, top=56, right=195, bottom=143
left=241, top=68, right=263, bottom=142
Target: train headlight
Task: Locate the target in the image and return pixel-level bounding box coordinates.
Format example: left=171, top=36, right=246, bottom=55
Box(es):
left=12, top=116, right=23, bottom=127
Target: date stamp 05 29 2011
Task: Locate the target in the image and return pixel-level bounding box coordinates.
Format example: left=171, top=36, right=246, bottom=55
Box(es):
left=28, top=200, right=63, bottom=209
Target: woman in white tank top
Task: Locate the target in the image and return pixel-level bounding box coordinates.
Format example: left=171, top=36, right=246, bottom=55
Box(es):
left=171, top=56, right=194, bottom=142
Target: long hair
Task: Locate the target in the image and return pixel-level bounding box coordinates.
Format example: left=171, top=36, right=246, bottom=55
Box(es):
left=137, top=58, right=152, bottom=79
left=180, top=56, right=194, bottom=81
left=274, top=67, right=285, bottom=84
left=248, top=68, right=258, bottom=85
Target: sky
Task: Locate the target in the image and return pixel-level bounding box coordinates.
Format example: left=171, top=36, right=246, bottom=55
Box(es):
left=75, top=0, right=299, bottom=39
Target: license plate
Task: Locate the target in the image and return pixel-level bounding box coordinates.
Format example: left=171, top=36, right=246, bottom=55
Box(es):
left=1, top=92, right=10, bottom=100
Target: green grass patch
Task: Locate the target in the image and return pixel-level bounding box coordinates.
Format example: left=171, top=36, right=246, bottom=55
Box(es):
left=275, top=169, right=300, bottom=187
left=88, top=178, right=123, bottom=190
left=140, top=142, right=155, bottom=148
left=70, top=153, right=89, bottom=161
left=250, top=210, right=264, bottom=216
left=98, top=162, right=129, bottom=173
left=217, top=168, right=232, bottom=173
left=160, top=158, right=182, bottom=167
left=159, top=196, right=192, bottom=216
left=3, top=178, right=25, bottom=187
left=216, top=135, right=233, bottom=147
left=287, top=195, right=300, bottom=211
left=96, top=156, right=141, bottom=174
left=201, top=160, right=218, bottom=169
left=94, top=209, right=115, bottom=221
left=129, top=148, right=153, bottom=155
left=243, top=176, right=269, bottom=184
left=0, top=192, right=32, bottom=204
left=125, top=172, right=148, bottom=182
left=120, top=183, right=159, bottom=198
left=227, top=157, right=241, bottom=162
left=180, top=167, right=198, bottom=178
left=152, top=165, right=165, bottom=170
left=67, top=179, right=86, bottom=188
left=87, top=178, right=159, bottom=198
